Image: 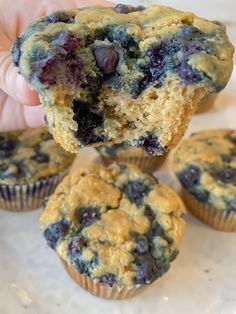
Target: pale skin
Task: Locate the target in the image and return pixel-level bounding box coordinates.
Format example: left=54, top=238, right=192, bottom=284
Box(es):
left=0, top=0, right=112, bottom=132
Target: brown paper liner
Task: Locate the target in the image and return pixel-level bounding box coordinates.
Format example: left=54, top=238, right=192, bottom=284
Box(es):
left=61, top=259, right=145, bottom=300
left=195, top=94, right=217, bottom=114
left=0, top=170, right=68, bottom=212
left=183, top=189, right=236, bottom=232
left=101, top=154, right=168, bottom=173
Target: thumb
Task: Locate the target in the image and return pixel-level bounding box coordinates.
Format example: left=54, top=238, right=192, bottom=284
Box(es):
left=0, top=50, right=40, bottom=106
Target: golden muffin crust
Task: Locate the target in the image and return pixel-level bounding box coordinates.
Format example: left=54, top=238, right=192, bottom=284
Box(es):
left=40, top=163, right=185, bottom=287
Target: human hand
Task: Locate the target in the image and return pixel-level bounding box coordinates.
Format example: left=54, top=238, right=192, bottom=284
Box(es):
left=0, top=0, right=112, bottom=132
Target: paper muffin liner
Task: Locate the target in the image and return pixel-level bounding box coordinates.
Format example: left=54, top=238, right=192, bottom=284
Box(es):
left=182, top=188, right=236, bottom=232
left=61, top=259, right=145, bottom=300
left=100, top=153, right=168, bottom=173
left=195, top=94, right=217, bottom=114
left=0, top=170, right=69, bottom=212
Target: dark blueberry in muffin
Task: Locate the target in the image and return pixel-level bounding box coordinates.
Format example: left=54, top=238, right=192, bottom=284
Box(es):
left=32, top=31, right=83, bottom=86
left=93, top=47, right=119, bottom=75
left=193, top=189, right=209, bottom=202
left=114, top=4, right=145, bottom=14
left=221, top=154, right=231, bottom=163
left=45, top=11, right=75, bottom=24
left=135, top=253, right=158, bottom=285
left=99, top=273, right=117, bottom=287
left=144, top=205, right=156, bottom=223
left=136, top=237, right=149, bottom=254
left=0, top=135, right=16, bottom=150
left=123, top=180, right=151, bottom=205
left=73, top=99, right=105, bottom=145
left=226, top=202, right=236, bottom=215
left=44, top=220, right=69, bottom=249
left=73, top=251, right=99, bottom=276
left=0, top=162, right=25, bottom=179
left=68, top=235, right=85, bottom=258
left=178, top=165, right=201, bottom=188
left=149, top=222, right=173, bottom=244
left=216, top=167, right=236, bottom=184
left=11, top=37, right=23, bottom=66
left=137, top=134, right=167, bottom=155
left=75, top=206, right=101, bottom=228
left=31, top=145, right=50, bottom=163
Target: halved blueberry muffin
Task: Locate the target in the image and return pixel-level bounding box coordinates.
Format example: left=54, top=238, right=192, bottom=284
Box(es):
left=0, top=127, right=75, bottom=211
left=173, top=129, right=236, bottom=231
left=40, top=163, right=185, bottom=299
left=12, top=4, right=234, bottom=154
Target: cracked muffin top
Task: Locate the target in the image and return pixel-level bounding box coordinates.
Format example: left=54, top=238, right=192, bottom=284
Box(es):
left=173, top=129, right=236, bottom=214
left=0, top=128, right=75, bottom=185
left=12, top=4, right=234, bottom=154
left=40, top=163, right=185, bottom=287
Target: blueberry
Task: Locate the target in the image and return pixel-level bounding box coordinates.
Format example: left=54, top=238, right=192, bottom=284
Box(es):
left=11, top=37, right=23, bottom=66
left=0, top=135, right=16, bottom=150
left=123, top=180, right=151, bottom=205
left=68, top=235, right=85, bottom=258
left=73, top=251, right=99, bottom=276
left=216, top=167, right=236, bottom=184
left=43, top=220, right=69, bottom=249
left=93, top=47, right=119, bottom=75
left=45, top=11, right=75, bottom=24
left=73, top=99, right=106, bottom=145
left=30, top=145, right=50, bottom=163
left=226, top=202, right=236, bottom=215
left=114, top=4, right=145, bottom=14
left=144, top=205, right=156, bottom=223
left=176, top=61, right=202, bottom=83
left=76, top=206, right=101, bottom=228
left=0, top=150, right=12, bottom=159
left=99, top=273, right=116, bottom=287
left=149, top=222, right=173, bottom=245
left=193, top=189, right=209, bottom=202
left=135, top=253, right=158, bottom=285
left=137, top=134, right=167, bottom=155
left=0, top=162, right=25, bottom=179
left=33, top=31, right=83, bottom=87
left=136, top=238, right=149, bottom=254
left=178, top=165, right=201, bottom=188
left=221, top=154, right=231, bottom=163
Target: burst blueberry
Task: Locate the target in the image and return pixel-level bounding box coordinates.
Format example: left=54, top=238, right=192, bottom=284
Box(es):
left=44, top=220, right=69, bottom=249
left=178, top=165, right=201, bottom=188
left=99, top=273, right=117, bottom=287
left=76, top=206, right=101, bottom=228
left=123, top=180, right=151, bottom=205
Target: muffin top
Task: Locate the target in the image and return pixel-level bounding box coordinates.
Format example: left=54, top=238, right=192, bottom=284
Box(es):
left=0, top=128, right=75, bottom=185
left=173, top=129, right=236, bottom=213
left=40, top=163, right=185, bottom=287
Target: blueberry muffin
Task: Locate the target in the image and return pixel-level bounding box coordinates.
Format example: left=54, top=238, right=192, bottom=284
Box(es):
left=0, top=128, right=75, bottom=211
left=12, top=4, right=234, bottom=154
left=40, top=163, right=185, bottom=299
left=96, top=142, right=168, bottom=173
left=173, top=129, right=236, bottom=231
